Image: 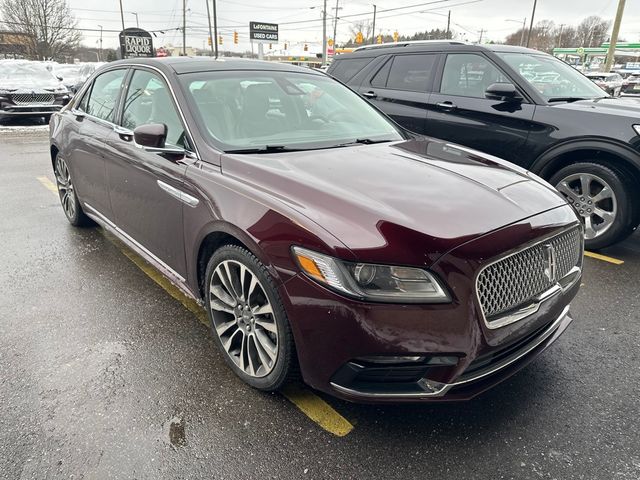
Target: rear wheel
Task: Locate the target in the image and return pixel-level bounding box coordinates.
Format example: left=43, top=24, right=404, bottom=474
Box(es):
left=550, top=162, right=637, bottom=250
left=204, top=245, right=298, bottom=391
left=53, top=155, right=93, bottom=227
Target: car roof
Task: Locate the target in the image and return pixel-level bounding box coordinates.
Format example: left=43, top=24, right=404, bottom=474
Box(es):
left=344, top=42, right=546, bottom=58
left=107, top=56, right=321, bottom=75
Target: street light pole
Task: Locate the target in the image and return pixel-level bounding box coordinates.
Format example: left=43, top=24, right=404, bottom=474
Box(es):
left=129, top=12, right=139, bottom=28
left=212, top=0, right=219, bottom=58
left=526, top=0, right=537, bottom=48
left=182, top=0, right=187, bottom=56
left=371, top=4, right=377, bottom=44
left=322, top=0, right=327, bottom=64
left=205, top=0, right=214, bottom=56
left=520, top=17, right=526, bottom=46
left=332, top=0, right=340, bottom=54
left=98, top=25, right=103, bottom=61
left=605, top=0, right=626, bottom=72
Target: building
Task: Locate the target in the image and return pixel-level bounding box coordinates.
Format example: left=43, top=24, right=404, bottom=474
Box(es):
left=0, top=31, right=35, bottom=59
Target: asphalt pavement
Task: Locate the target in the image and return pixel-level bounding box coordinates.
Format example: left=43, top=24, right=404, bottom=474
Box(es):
left=1, top=124, right=639, bottom=480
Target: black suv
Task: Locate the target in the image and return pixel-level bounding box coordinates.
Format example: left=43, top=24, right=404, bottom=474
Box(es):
left=328, top=41, right=640, bottom=249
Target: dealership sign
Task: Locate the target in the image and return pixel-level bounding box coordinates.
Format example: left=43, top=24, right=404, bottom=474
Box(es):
left=119, top=28, right=154, bottom=58
left=249, top=22, right=278, bottom=42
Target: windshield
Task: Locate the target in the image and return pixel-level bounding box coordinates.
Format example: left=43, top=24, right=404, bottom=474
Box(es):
left=179, top=70, right=403, bottom=151
left=0, top=62, right=59, bottom=82
left=497, top=52, right=607, bottom=101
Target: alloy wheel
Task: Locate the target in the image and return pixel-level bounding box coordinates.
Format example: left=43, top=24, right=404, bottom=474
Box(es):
left=208, top=260, right=279, bottom=378
left=556, top=172, right=617, bottom=240
left=54, top=156, right=76, bottom=220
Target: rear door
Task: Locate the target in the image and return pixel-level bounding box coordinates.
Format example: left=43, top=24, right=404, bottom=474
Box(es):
left=65, top=68, right=128, bottom=221
left=425, top=52, right=536, bottom=163
left=355, top=53, right=438, bottom=134
left=103, top=67, right=192, bottom=276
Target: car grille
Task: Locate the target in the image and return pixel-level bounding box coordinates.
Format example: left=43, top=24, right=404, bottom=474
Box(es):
left=476, top=227, right=582, bottom=321
left=10, top=93, right=55, bottom=106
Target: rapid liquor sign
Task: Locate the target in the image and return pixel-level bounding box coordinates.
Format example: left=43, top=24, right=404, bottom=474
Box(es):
left=249, top=22, right=278, bottom=43
left=119, top=28, right=154, bottom=59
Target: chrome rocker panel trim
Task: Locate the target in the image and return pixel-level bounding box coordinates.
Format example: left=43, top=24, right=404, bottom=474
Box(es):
left=329, top=304, right=571, bottom=400
left=82, top=202, right=203, bottom=305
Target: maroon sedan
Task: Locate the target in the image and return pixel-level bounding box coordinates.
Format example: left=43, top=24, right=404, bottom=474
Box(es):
left=49, top=57, right=583, bottom=402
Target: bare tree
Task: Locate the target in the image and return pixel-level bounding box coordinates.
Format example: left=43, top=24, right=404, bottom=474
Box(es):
left=0, top=0, right=81, bottom=60
left=349, top=20, right=373, bottom=43
left=576, top=15, right=611, bottom=47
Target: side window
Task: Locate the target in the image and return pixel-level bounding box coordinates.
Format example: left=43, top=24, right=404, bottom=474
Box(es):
left=370, top=58, right=392, bottom=87
left=385, top=54, right=436, bottom=92
left=84, top=69, right=127, bottom=122
left=329, top=57, right=373, bottom=83
left=121, top=69, right=185, bottom=147
left=440, top=53, right=508, bottom=98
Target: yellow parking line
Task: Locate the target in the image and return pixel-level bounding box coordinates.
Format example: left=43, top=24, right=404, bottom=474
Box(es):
left=38, top=175, right=354, bottom=437
left=37, top=176, right=58, bottom=194
left=584, top=251, right=624, bottom=265
left=281, top=384, right=354, bottom=437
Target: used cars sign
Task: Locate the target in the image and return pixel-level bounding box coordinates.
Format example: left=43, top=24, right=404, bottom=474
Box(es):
left=119, top=28, right=154, bottom=58
left=249, top=22, right=278, bottom=42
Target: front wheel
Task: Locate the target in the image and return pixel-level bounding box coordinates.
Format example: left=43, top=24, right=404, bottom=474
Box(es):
left=204, top=245, right=298, bottom=391
left=53, top=155, right=93, bottom=227
left=550, top=162, right=637, bottom=250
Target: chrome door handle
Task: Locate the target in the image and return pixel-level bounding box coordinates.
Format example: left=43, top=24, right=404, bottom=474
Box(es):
left=436, top=101, right=457, bottom=110
left=362, top=91, right=377, bottom=98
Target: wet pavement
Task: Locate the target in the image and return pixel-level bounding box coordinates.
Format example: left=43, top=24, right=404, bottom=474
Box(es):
left=1, top=124, right=639, bottom=479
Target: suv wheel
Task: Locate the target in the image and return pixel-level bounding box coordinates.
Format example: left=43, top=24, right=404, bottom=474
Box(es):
left=53, top=155, right=93, bottom=227
left=204, top=245, right=298, bottom=391
left=550, top=162, right=637, bottom=250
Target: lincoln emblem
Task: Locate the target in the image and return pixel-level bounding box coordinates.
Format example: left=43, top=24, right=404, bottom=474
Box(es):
left=543, top=244, right=557, bottom=283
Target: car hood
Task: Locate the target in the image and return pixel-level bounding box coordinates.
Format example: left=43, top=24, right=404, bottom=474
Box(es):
left=550, top=96, right=640, bottom=115
left=0, top=78, right=63, bottom=90
left=221, top=137, right=568, bottom=265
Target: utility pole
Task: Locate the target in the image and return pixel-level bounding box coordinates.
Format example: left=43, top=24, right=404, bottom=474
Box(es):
left=322, top=0, right=327, bottom=64
left=526, top=0, right=537, bottom=48
left=205, top=0, right=214, bottom=56
left=98, top=25, right=103, bottom=61
left=478, top=28, right=484, bottom=43
left=371, top=4, right=377, bottom=44
left=182, top=0, right=187, bottom=55
left=118, top=0, right=125, bottom=58
left=446, top=10, right=451, bottom=38
left=212, top=0, right=219, bottom=58
left=605, top=0, right=626, bottom=72
left=519, top=17, right=526, bottom=46
left=332, top=0, right=340, bottom=53
left=557, top=23, right=565, bottom=48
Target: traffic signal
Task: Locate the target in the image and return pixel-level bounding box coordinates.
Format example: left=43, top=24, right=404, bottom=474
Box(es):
left=233, top=31, right=238, bottom=44
left=304, top=43, right=308, bottom=51
left=393, top=31, right=399, bottom=42
left=355, top=31, right=363, bottom=44
left=218, top=35, right=223, bottom=45
left=284, top=42, right=288, bottom=49
left=269, top=43, right=272, bottom=49
left=207, top=36, right=212, bottom=46
left=376, top=35, right=382, bottom=44
left=328, top=38, right=334, bottom=47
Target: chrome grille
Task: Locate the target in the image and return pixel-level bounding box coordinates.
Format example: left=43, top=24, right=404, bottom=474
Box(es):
left=476, top=227, right=582, bottom=320
left=10, top=93, right=55, bottom=106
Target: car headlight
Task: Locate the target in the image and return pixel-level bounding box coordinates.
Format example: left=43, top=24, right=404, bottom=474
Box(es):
left=292, top=246, right=450, bottom=303
left=633, top=125, right=640, bottom=136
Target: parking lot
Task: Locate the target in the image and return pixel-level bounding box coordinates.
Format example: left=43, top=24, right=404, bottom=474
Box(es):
left=1, top=122, right=639, bottom=480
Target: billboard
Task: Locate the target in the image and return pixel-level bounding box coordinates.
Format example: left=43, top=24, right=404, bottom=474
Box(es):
left=119, top=28, right=154, bottom=59
left=249, top=22, right=278, bottom=43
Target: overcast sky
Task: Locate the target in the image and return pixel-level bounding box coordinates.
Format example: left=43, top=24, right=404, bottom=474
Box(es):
left=69, top=0, right=640, bottom=52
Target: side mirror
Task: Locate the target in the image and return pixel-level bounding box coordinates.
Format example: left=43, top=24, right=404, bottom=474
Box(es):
left=57, top=76, right=63, bottom=81
left=485, top=83, right=522, bottom=102
left=134, top=123, right=168, bottom=148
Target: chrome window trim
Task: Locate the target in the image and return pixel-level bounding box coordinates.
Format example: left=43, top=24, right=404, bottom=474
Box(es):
left=82, top=202, right=202, bottom=304
left=474, top=224, right=583, bottom=330
left=329, top=305, right=571, bottom=399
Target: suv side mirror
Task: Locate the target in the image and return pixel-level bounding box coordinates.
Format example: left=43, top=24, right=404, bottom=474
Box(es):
left=485, top=83, right=522, bottom=102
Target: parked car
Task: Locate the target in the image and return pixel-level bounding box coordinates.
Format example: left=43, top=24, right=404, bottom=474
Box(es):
left=55, top=63, right=84, bottom=92
left=49, top=57, right=583, bottom=402
left=70, top=62, right=106, bottom=93
left=0, top=60, right=71, bottom=122
left=328, top=41, right=640, bottom=249
left=584, top=71, right=623, bottom=96
left=621, top=73, right=640, bottom=96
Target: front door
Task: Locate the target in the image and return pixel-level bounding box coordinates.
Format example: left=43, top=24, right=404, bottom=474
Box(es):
left=104, top=68, right=191, bottom=277
left=425, top=53, right=536, bottom=165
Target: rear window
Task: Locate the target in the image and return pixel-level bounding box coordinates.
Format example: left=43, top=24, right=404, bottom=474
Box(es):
left=329, top=57, right=373, bottom=83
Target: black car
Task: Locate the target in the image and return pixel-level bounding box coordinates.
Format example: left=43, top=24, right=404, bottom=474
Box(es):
left=328, top=41, right=640, bottom=249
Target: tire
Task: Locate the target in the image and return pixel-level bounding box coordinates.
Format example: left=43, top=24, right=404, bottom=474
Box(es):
left=53, top=154, right=94, bottom=227
left=550, top=162, right=637, bottom=250
left=204, top=245, right=298, bottom=391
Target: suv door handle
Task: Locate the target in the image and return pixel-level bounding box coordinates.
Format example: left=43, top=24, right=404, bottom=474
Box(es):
left=362, top=91, right=377, bottom=98
left=436, top=101, right=457, bottom=110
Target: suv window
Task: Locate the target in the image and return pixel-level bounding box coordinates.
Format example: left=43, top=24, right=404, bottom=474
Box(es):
left=370, top=58, right=392, bottom=87
left=440, top=53, right=507, bottom=98
left=330, top=57, right=373, bottom=82
left=83, top=69, right=127, bottom=122
left=386, top=54, right=435, bottom=92
left=121, top=69, right=185, bottom=147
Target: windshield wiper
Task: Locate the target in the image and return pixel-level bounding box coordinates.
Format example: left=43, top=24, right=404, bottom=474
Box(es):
left=225, top=145, right=300, bottom=154
left=547, top=97, right=592, bottom=103
left=333, top=138, right=395, bottom=147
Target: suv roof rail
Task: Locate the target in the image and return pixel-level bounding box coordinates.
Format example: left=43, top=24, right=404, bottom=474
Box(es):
left=354, top=40, right=466, bottom=52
